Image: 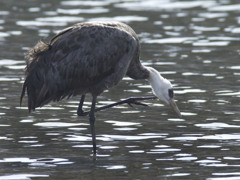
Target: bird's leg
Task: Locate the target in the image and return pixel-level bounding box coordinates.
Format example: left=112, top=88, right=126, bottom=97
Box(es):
left=89, top=95, right=97, bottom=154
left=94, top=96, right=157, bottom=113
left=77, top=96, right=157, bottom=116
left=77, top=95, right=88, bottom=116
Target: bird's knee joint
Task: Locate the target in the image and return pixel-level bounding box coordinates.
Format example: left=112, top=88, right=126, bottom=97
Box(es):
left=77, top=110, right=88, bottom=116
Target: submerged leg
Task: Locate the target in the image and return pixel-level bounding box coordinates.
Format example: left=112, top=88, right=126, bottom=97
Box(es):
left=77, top=95, right=86, bottom=116
left=89, top=95, right=97, bottom=154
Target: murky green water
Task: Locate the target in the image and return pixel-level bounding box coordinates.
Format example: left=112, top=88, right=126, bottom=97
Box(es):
left=1, top=0, right=240, bottom=179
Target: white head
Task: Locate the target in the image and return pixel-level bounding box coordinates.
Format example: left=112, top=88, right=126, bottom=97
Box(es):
left=147, top=67, right=182, bottom=118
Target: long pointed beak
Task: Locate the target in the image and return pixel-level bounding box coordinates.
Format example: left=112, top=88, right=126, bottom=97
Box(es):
left=169, top=98, right=182, bottom=118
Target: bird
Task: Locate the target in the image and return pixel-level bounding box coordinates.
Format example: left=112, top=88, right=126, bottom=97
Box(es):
left=20, top=21, right=181, bottom=154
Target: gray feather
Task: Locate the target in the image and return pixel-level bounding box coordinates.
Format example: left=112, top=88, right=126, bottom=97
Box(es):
left=20, top=21, right=149, bottom=111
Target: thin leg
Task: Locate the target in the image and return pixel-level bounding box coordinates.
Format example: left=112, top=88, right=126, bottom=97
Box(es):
left=77, top=95, right=86, bottom=116
left=89, top=95, right=97, bottom=154
left=95, top=96, right=157, bottom=112
left=79, top=96, right=157, bottom=116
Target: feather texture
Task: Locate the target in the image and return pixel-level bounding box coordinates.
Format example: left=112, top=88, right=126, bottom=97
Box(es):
left=20, top=22, right=149, bottom=111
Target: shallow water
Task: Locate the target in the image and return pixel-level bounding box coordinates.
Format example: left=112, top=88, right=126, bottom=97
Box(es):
left=1, top=0, right=240, bottom=179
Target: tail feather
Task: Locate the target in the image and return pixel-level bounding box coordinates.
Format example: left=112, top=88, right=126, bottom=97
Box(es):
left=21, top=75, right=39, bottom=112
left=21, top=36, right=83, bottom=112
left=20, top=82, right=26, bottom=107
left=20, top=41, right=52, bottom=112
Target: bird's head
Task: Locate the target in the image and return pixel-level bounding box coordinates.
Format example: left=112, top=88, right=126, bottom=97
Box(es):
left=147, top=67, right=182, bottom=118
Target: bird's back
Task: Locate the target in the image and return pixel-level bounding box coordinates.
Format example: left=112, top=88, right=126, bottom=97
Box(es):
left=21, top=22, right=140, bottom=111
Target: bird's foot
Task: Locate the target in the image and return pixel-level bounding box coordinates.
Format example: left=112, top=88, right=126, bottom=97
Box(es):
left=124, top=97, right=149, bottom=107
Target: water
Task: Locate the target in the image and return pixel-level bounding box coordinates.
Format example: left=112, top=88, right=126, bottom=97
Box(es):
left=1, top=0, right=240, bottom=179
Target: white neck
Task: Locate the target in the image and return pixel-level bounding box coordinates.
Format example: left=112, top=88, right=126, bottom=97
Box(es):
left=146, top=67, right=172, bottom=100
left=145, top=67, right=182, bottom=117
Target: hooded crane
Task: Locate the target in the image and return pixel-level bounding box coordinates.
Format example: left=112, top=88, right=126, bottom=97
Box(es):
left=20, top=21, right=181, bottom=154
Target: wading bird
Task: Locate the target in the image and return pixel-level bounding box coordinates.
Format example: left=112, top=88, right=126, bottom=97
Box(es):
left=20, top=21, right=181, bottom=154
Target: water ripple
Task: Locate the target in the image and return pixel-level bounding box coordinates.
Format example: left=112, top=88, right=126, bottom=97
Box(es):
left=115, top=1, right=217, bottom=11
left=193, top=41, right=230, bottom=46
left=61, top=0, right=116, bottom=6
left=17, top=21, right=67, bottom=27
left=34, top=122, right=85, bottom=128
left=2, top=0, right=240, bottom=179
left=209, top=4, right=240, bottom=11
left=57, top=7, right=109, bottom=15
left=101, top=133, right=166, bottom=141
left=195, top=122, right=240, bottom=130
left=199, top=12, right=228, bottom=18
left=0, top=174, right=49, bottom=180
left=105, top=120, right=141, bottom=127
left=89, top=16, right=148, bottom=23
left=36, top=16, right=84, bottom=23
left=144, top=37, right=198, bottom=44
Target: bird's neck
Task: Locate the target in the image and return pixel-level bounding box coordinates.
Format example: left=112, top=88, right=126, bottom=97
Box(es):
left=147, top=67, right=165, bottom=83
left=147, top=67, right=170, bottom=97
left=126, top=62, right=150, bottom=80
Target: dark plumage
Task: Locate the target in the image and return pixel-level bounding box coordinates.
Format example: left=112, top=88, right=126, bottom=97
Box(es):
left=20, top=21, right=181, bottom=154
left=20, top=22, right=148, bottom=111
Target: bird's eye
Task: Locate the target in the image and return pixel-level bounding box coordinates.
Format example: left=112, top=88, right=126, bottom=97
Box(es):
left=168, top=89, right=174, bottom=98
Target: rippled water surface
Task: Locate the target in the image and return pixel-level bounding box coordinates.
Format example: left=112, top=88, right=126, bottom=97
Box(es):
left=1, top=0, right=240, bottom=179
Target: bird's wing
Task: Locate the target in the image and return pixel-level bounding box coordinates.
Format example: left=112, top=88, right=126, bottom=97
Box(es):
left=38, top=23, right=137, bottom=102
